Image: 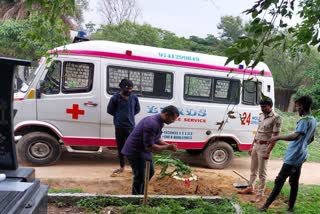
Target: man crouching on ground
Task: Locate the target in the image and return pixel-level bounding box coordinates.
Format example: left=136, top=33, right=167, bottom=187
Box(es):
left=121, top=105, right=179, bottom=195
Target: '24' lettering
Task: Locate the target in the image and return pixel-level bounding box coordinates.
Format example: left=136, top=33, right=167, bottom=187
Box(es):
left=241, top=112, right=251, bottom=125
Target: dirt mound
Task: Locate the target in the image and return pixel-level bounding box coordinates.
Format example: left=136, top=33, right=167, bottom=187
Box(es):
left=45, top=166, right=238, bottom=196
left=150, top=170, right=238, bottom=196
left=44, top=166, right=288, bottom=209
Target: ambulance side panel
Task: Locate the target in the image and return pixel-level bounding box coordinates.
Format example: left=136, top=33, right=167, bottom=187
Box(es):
left=100, top=57, right=274, bottom=151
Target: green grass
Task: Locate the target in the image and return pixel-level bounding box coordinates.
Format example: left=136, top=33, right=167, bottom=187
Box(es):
left=75, top=197, right=235, bottom=214
left=239, top=183, right=320, bottom=214
left=59, top=185, right=320, bottom=214
left=122, top=198, right=235, bottom=214
left=236, top=109, right=320, bottom=162
left=49, top=188, right=83, bottom=193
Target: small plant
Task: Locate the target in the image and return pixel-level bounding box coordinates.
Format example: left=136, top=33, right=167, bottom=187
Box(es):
left=55, top=200, right=67, bottom=208
left=154, top=154, right=191, bottom=178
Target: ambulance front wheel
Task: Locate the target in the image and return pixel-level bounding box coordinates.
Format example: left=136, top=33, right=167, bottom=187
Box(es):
left=17, top=132, right=62, bottom=165
left=203, top=141, right=234, bottom=169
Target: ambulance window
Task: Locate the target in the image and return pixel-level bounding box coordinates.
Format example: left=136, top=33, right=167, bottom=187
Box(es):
left=184, top=75, right=212, bottom=99
left=141, top=72, right=154, bottom=92
left=213, top=78, right=240, bottom=104
left=62, top=62, right=94, bottom=93
left=42, top=61, right=61, bottom=95
left=107, top=66, right=173, bottom=99
left=242, top=80, right=262, bottom=105
left=184, top=75, right=240, bottom=104
left=214, top=80, right=230, bottom=98
left=165, top=74, right=172, bottom=93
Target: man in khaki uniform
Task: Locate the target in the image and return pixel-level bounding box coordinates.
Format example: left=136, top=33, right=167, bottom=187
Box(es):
left=238, top=97, right=282, bottom=203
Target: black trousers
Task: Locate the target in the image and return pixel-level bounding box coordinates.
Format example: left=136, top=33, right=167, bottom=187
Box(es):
left=115, top=128, right=132, bottom=168
left=127, top=156, right=155, bottom=195
left=265, top=163, right=302, bottom=209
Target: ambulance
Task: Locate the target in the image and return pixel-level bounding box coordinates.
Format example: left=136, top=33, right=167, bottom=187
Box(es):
left=13, top=40, right=274, bottom=169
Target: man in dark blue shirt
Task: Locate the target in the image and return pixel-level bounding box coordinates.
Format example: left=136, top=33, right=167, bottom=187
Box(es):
left=107, top=79, right=140, bottom=174
left=259, top=96, right=317, bottom=213
left=122, top=105, right=179, bottom=195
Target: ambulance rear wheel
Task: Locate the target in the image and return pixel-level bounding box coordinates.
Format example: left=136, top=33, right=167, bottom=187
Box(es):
left=203, top=141, right=233, bottom=169
left=17, top=132, right=62, bottom=165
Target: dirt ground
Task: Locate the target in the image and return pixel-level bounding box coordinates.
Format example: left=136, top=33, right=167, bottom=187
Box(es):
left=21, top=148, right=320, bottom=210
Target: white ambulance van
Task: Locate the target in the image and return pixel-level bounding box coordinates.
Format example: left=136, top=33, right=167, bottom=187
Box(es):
left=13, top=40, right=274, bottom=169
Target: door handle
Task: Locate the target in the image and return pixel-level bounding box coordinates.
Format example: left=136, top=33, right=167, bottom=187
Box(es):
left=84, top=101, right=98, bottom=107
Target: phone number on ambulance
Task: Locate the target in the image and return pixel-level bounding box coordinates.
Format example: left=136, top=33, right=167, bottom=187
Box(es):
left=158, top=52, right=200, bottom=62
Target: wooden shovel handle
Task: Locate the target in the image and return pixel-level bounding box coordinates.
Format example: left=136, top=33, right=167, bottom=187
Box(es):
left=143, top=161, right=151, bottom=205
left=232, top=170, right=249, bottom=182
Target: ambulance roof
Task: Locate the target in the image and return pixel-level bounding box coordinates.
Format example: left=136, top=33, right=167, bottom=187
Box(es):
left=54, top=40, right=271, bottom=76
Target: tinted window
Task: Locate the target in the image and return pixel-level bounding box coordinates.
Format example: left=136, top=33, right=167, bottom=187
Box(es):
left=184, top=74, right=240, bottom=104
left=107, top=66, right=173, bottom=99
left=242, top=80, right=262, bottom=105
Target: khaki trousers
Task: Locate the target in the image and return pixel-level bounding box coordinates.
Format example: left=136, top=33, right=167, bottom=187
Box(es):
left=248, top=143, right=269, bottom=195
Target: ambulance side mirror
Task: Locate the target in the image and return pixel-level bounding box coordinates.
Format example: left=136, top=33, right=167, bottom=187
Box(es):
left=36, top=80, right=45, bottom=99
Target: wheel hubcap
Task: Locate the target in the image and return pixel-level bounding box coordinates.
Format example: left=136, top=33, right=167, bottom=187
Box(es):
left=30, top=142, right=51, bottom=158
left=212, top=149, right=227, bottom=162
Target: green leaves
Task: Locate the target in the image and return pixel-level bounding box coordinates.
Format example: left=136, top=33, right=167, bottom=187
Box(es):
left=217, top=16, right=246, bottom=44
left=0, top=0, right=80, bottom=59
left=154, top=154, right=191, bottom=178
left=225, top=0, right=314, bottom=69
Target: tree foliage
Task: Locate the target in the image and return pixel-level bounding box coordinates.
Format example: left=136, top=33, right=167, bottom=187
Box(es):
left=92, top=20, right=233, bottom=55
left=93, top=21, right=197, bottom=52
left=295, top=49, right=320, bottom=110
left=0, top=0, right=87, bottom=28
left=217, top=16, right=246, bottom=44
left=98, top=0, right=140, bottom=25
left=263, top=43, right=311, bottom=90
left=0, top=20, right=27, bottom=58
left=0, top=0, right=91, bottom=59
left=92, top=21, right=162, bottom=46
left=225, top=0, right=320, bottom=68
left=0, top=17, right=71, bottom=59
left=223, top=0, right=320, bottom=112
left=0, top=0, right=82, bottom=59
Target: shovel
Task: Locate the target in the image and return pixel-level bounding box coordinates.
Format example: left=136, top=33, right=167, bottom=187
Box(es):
left=232, top=170, right=249, bottom=188
left=143, top=161, right=151, bottom=205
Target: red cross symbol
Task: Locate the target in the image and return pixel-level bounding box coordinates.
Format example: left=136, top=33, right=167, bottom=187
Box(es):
left=66, top=104, right=85, bottom=119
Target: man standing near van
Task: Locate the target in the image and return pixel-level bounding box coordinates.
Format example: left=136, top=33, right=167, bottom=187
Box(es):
left=107, top=79, right=140, bottom=174
left=121, top=105, right=179, bottom=195
left=238, top=97, right=282, bottom=203
left=259, top=96, right=317, bottom=213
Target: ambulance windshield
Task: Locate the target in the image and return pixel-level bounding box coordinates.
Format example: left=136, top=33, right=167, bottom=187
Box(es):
left=16, top=57, right=45, bottom=93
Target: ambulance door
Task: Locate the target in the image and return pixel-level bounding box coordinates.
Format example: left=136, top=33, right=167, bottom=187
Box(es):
left=36, top=58, right=101, bottom=141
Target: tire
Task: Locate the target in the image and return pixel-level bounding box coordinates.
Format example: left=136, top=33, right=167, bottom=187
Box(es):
left=17, top=132, right=62, bottom=166
left=203, top=141, right=234, bottom=169
left=186, top=149, right=202, bottom=156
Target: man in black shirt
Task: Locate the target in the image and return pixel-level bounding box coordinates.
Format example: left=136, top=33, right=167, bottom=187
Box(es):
left=107, top=79, right=140, bottom=174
